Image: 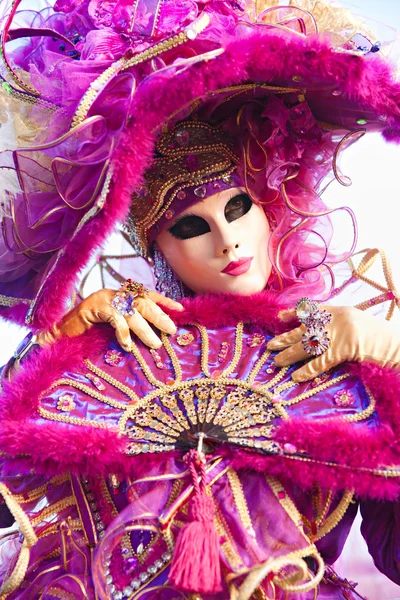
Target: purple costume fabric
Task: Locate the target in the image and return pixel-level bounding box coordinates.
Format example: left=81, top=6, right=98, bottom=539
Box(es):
left=1, top=294, right=400, bottom=598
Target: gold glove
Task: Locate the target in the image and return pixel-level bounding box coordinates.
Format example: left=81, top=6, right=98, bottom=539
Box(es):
left=267, top=306, right=400, bottom=382
left=38, top=288, right=183, bottom=350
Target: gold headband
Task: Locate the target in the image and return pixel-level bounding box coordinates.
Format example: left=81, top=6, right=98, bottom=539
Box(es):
left=127, top=120, right=240, bottom=256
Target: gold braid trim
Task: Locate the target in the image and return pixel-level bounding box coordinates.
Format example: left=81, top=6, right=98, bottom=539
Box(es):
left=71, top=13, right=210, bottom=128
left=0, top=483, right=38, bottom=599
left=314, top=490, right=354, bottom=541
left=232, top=550, right=324, bottom=600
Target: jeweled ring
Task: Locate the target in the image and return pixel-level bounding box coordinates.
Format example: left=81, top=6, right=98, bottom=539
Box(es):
left=111, top=280, right=149, bottom=316
left=124, top=279, right=149, bottom=298
left=295, top=297, right=332, bottom=357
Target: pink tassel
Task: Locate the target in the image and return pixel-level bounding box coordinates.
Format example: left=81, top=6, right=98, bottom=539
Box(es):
left=168, top=449, right=222, bottom=594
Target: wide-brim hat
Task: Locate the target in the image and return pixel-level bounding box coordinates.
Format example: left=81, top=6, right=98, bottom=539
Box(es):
left=1, top=0, right=400, bottom=328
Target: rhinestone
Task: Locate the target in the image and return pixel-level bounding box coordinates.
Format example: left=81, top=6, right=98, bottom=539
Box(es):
left=87, top=493, right=94, bottom=501
left=96, top=522, right=104, bottom=531
left=175, top=129, right=190, bottom=147
left=332, top=89, right=341, bottom=96
left=136, top=543, right=144, bottom=554
left=142, top=444, right=150, bottom=452
left=123, top=586, right=133, bottom=597
left=98, top=530, right=105, bottom=538
left=90, top=79, right=102, bottom=91
left=106, top=575, right=113, bottom=585
left=186, top=27, right=197, bottom=40
left=90, top=502, right=96, bottom=510
left=177, top=190, right=186, bottom=200
left=295, top=298, right=319, bottom=323
left=194, top=185, right=207, bottom=198
left=112, top=293, right=136, bottom=316
left=109, top=584, right=116, bottom=594
left=139, top=572, right=149, bottom=582
left=148, top=565, right=157, bottom=574
left=162, top=551, right=172, bottom=562
left=104, top=569, right=110, bottom=576
left=378, top=115, right=387, bottom=122
left=154, top=559, right=163, bottom=569
left=131, top=579, right=141, bottom=590
left=94, top=512, right=101, bottom=521
left=292, top=75, right=302, bottom=82
left=356, top=118, right=367, bottom=125
left=2, top=82, right=12, bottom=94
left=113, top=592, right=123, bottom=600
left=283, top=443, right=297, bottom=454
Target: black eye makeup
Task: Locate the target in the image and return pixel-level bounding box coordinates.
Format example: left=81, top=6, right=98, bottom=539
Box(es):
left=224, top=193, right=252, bottom=223
left=168, top=214, right=211, bottom=240
left=168, top=193, right=253, bottom=240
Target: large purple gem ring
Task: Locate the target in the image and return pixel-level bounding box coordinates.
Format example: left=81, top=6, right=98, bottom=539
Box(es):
left=111, top=292, right=136, bottom=316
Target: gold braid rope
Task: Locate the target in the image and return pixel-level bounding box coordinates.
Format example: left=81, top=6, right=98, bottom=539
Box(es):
left=229, top=551, right=324, bottom=600
left=332, top=248, right=399, bottom=320
left=71, top=13, right=210, bottom=129
left=0, top=483, right=38, bottom=599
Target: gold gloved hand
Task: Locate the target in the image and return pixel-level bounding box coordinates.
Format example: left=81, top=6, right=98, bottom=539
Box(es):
left=38, top=288, right=183, bottom=350
left=267, top=305, right=400, bottom=382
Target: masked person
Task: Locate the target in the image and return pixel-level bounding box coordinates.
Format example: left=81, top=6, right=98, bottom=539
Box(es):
left=1, top=2, right=400, bottom=599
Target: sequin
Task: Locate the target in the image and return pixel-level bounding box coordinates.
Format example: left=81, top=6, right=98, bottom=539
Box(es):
left=218, top=341, right=229, bottom=363
left=86, top=373, right=106, bottom=391
left=177, top=333, right=194, bottom=346
left=165, top=209, right=174, bottom=220
left=356, top=118, right=367, bottom=125
left=150, top=348, right=165, bottom=369
left=57, top=394, right=76, bottom=412
left=311, top=371, right=330, bottom=387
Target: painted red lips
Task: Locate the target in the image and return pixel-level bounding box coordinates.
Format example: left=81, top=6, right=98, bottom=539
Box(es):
left=221, top=257, right=253, bottom=276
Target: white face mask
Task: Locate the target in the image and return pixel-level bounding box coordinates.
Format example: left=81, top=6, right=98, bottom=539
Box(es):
left=156, top=187, right=272, bottom=295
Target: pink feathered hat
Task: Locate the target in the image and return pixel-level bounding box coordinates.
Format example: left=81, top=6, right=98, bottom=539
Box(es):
left=1, top=0, right=400, bottom=328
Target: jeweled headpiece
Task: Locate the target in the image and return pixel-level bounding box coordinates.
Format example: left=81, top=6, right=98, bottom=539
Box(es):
left=127, top=120, right=241, bottom=256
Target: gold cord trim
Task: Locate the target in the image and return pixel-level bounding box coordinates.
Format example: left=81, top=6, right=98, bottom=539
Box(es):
left=0, top=483, right=38, bottom=599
